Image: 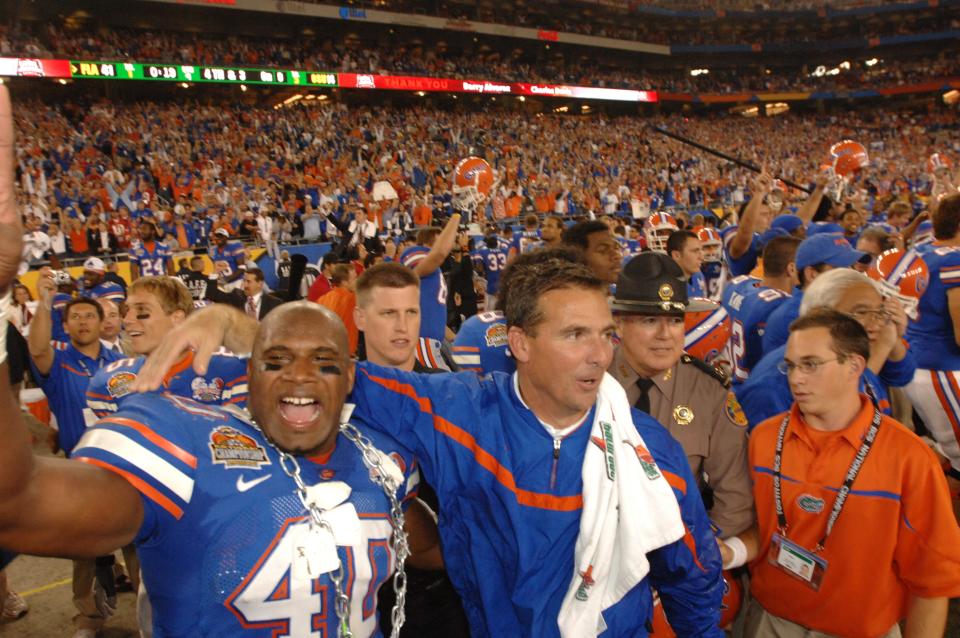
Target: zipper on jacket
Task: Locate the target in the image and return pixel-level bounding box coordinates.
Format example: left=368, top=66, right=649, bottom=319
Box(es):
left=549, top=437, right=562, bottom=490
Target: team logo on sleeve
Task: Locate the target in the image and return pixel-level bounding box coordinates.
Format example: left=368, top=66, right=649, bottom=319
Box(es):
left=484, top=323, right=507, bottom=348
left=107, top=372, right=137, bottom=398
left=209, top=426, right=271, bottom=469
left=192, top=377, right=225, bottom=402
left=725, top=392, right=748, bottom=427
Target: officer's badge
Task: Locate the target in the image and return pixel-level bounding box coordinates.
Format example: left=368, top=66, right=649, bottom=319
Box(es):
left=658, top=283, right=674, bottom=301
left=673, top=405, right=694, bottom=425
left=725, top=392, right=748, bottom=427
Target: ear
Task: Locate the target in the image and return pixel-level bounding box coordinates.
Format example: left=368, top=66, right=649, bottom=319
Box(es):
left=507, top=326, right=531, bottom=364
left=169, top=309, right=187, bottom=326
left=787, top=262, right=798, bottom=279
left=848, top=353, right=867, bottom=378
left=345, top=360, right=356, bottom=393
left=353, top=306, right=366, bottom=331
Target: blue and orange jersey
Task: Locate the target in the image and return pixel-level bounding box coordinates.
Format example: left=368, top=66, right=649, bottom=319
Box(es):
left=906, top=244, right=960, bottom=370
left=749, top=398, right=960, bottom=637
left=721, top=226, right=763, bottom=277
left=29, top=340, right=122, bottom=456
left=473, top=246, right=508, bottom=296
left=86, top=351, right=249, bottom=416
left=130, top=240, right=172, bottom=277
left=451, top=311, right=514, bottom=376
left=401, top=246, right=447, bottom=342
left=72, top=393, right=419, bottom=636
left=723, top=280, right=790, bottom=384
left=209, top=240, right=245, bottom=277
left=85, top=280, right=126, bottom=302
left=348, top=364, right=724, bottom=637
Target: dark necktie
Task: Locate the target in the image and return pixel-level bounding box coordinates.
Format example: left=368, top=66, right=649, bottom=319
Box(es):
left=636, top=377, right=655, bottom=414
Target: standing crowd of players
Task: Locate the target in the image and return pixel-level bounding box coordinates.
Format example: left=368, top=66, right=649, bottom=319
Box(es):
left=0, top=80, right=959, bottom=638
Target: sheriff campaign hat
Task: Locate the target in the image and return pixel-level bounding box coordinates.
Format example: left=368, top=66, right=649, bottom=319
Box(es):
left=611, top=252, right=717, bottom=315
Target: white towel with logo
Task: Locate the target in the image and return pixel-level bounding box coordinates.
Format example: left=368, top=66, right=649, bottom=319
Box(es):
left=557, top=373, right=686, bottom=637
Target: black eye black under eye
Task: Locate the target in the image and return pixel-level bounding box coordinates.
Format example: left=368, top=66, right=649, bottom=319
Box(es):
left=318, top=364, right=342, bottom=376
left=136, top=313, right=150, bottom=320
left=260, top=361, right=284, bottom=371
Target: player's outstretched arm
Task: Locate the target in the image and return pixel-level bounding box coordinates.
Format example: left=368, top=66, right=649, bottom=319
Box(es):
left=131, top=303, right=257, bottom=391
left=0, top=85, right=143, bottom=558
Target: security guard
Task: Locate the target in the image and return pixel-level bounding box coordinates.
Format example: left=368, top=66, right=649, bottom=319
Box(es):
left=609, top=252, right=756, bottom=568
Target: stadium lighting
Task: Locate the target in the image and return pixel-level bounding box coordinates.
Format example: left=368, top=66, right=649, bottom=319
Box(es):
left=865, top=58, right=879, bottom=67
left=240, top=84, right=247, bottom=91
left=811, top=66, right=826, bottom=77
left=944, top=90, right=960, bottom=105
left=179, top=82, right=189, bottom=88
left=317, top=94, right=329, bottom=101
left=690, top=69, right=710, bottom=76
left=416, top=91, right=425, bottom=97
left=840, top=61, right=851, bottom=70
left=518, top=96, right=525, bottom=102
left=58, top=79, right=68, bottom=85
left=283, top=94, right=303, bottom=104
left=304, top=94, right=315, bottom=100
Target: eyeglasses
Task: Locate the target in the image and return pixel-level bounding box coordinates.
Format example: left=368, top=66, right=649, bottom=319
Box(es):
left=777, top=358, right=842, bottom=376
left=849, top=308, right=892, bottom=325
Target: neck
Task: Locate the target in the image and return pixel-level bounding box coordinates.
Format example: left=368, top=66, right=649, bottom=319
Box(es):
left=369, top=351, right=416, bottom=372
left=761, top=275, right=793, bottom=294
left=516, top=371, right=589, bottom=428
left=801, top=392, right=863, bottom=432
left=936, top=237, right=960, bottom=248
left=73, top=340, right=101, bottom=359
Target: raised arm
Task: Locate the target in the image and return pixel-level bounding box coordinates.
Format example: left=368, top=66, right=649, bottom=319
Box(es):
left=411, top=213, right=461, bottom=278
left=728, top=172, right=772, bottom=260
left=0, top=85, right=144, bottom=558
left=26, top=270, right=56, bottom=375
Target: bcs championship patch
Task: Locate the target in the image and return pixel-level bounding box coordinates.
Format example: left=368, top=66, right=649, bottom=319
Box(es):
left=107, top=371, right=137, bottom=398
left=484, top=323, right=507, bottom=348
left=209, top=426, right=270, bottom=469
left=725, top=392, right=748, bottom=427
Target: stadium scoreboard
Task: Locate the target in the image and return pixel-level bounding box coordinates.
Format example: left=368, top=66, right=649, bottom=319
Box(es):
left=69, top=61, right=337, bottom=87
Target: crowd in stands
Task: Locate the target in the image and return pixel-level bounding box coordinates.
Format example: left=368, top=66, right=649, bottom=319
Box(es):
left=2, top=23, right=959, bottom=94
left=9, top=92, right=959, bottom=272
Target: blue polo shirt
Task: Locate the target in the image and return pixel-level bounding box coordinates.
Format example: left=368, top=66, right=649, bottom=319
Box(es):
left=30, top=341, right=122, bottom=456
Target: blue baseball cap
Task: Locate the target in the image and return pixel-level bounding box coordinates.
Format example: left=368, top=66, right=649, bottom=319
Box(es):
left=771, top=214, right=804, bottom=234
left=805, top=222, right=844, bottom=237
left=796, top=233, right=871, bottom=271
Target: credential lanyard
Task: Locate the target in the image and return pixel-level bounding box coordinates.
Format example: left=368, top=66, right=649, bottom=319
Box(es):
left=772, top=407, right=882, bottom=552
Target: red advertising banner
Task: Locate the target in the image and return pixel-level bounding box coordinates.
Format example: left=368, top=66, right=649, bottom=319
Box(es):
left=0, top=58, right=71, bottom=78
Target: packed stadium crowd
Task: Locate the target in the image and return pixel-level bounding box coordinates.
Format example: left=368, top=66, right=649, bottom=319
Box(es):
left=2, top=23, right=958, bottom=94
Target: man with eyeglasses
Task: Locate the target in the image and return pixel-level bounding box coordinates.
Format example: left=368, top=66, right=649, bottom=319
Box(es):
left=735, top=268, right=915, bottom=429
left=745, top=307, right=960, bottom=638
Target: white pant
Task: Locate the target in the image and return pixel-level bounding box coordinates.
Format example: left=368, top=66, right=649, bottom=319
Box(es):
left=905, top=368, right=960, bottom=471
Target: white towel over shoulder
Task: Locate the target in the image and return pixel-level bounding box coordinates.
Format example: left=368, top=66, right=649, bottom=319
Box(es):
left=557, top=373, right=685, bottom=637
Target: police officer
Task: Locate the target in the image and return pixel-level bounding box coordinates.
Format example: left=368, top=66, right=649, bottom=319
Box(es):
left=608, top=252, right=756, bottom=569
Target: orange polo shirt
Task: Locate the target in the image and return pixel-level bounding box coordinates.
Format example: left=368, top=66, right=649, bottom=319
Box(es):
left=749, top=397, right=960, bottom=638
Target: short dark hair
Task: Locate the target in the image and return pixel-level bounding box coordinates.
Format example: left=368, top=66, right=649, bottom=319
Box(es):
left=934, top=194, right=960, bottom=241
left=789, top=307, right=869, bottom=362
left=798, top=263, right=830, bottom=289
left=762, top=235, right=801, bottom=277
left=417, top=227, right=442, bottom=246
left=65, top=297, right=104, bottom=322
left=561, top=221, right=610, bottom=251
left=496, top=247, right=583, bottom=313
left=355, top=262, right=419, bottom=306
left=329, top=264, right=354, bottom=286
left=667, top=229, right=697, bottom=256
left=244, top=267, right=265, bottom=282
left=502, top=250, right=605, bottom=334
left=524, top=213, right=539, bottom=229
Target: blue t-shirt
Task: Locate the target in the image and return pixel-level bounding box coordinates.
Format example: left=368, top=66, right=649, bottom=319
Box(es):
left=401, top=245, right=447, bottom=341
left=72, top=394, right=419, bottom=637
left=905, top=244, right=960, bottom=370
left=30, top=341, right=122, bottom=455
left=761, top=289, right=803, bottom=356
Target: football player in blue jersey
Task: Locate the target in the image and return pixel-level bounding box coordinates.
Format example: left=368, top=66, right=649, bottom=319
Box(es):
left=473, top=235, right=508, bottom=311
left=561, top=220, right=623, bottom=286
left=400, top=214, right=460, bottom=342
left=209, top=227, right=246, bottom=286
left=508, top=213, right=542, bottom=259
left=81, top=257, right=126, bottom=303
left=137, top=254, right=725, bottom=637
left=904, top=194, right=960, bottom=489
left=87, top=276, right=249, bottom=417
left=723, top=236, right=799, bottom=384
left=0, top=92, right=442, bottom=636
left=129, top=219, right=173, bottom=280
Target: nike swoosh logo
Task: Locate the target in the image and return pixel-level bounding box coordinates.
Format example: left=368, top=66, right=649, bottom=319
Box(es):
left=236, top=474, right=272, bottom=493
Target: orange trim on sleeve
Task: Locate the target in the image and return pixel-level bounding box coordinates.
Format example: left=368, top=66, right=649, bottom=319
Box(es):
left=661, top=469, right=687, bottom=496
left=76, top=457, right=184, bottom=519
left=931, top=371, right=960, bottom=442
left=99, top=417, right=198, bottom=469
left=162, top=352, right=195, bottom=387
left=86, top=391, right=115, bottom=401
left=362, top=370, right=583, bottom=512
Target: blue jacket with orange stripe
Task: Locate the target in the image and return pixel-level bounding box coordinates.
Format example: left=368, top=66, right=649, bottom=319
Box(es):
left=350, top=363, right=724, bottom=637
